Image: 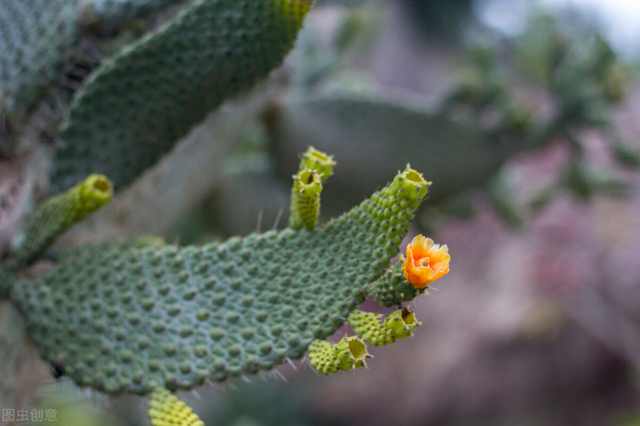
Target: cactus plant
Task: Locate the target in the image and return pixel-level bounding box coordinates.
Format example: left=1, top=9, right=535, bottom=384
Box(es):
left=1, top=1, right=633, bottom=424
left=8, top=164, right=432, bottom=394
left=1, top=142, right=450, bottom=424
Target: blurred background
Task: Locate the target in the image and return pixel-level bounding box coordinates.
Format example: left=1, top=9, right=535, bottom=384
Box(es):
left=4, top=0, right=640, bottom=425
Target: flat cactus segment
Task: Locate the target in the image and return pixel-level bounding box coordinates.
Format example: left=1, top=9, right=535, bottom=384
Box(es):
left=11, top=167, right=428, bottom=394
left=51, top=0, right=313, bottom=194
left=348, top=307, right=420, bottom=346
left=289, top=169, right=323, bottom=231
left=308, top=335, right=371, bottom=375
left=268, top=94, right=509, bottom=210
left=148, top=387, right=204, bottom=426
left=17, top=174, right=114, bottom=264
left=0, top=0, right=81, bottom=111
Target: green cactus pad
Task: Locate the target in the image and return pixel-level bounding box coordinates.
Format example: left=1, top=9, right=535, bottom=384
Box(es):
left=11, top=166, right=428, bottom=394
left=289, top=169, right=323, bottom=231
left=368, top=260, right=428, bottom=308
left=268, top=94, right=508, bottom=210
left=0, top=0, right=81, bottom=111
left=348, top=307, right=420, bottom=346
left=17, top=174, right=114, bottom=264
left=148, top=387, right=204, bottom=426
left=307, top=334, right=371, bottom=375
left=51, top=0, right=313, bottom=194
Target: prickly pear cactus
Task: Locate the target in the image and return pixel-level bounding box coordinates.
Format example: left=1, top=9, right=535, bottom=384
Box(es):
left=11, top=165, right=430, bottom=394
left=51, top=0, right=313, bottom=193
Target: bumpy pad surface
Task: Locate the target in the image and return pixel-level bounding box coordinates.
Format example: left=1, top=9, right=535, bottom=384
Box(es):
left=149, top=387, right=204, bottom=426
left=51, top=0, right=312, bottom=193
left=0, top=0, right=81, bottom=111
left=269, top=94, right=507, bottom=209
left=12, top=169, right=427, bottom=394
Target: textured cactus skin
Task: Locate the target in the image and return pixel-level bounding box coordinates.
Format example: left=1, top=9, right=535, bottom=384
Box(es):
left=289, top=169, right=323, bottom=231
left=83, top=0, right=186, bottom=26
left=17, top=174, right=114, bottom=264
left=348, top=307, right=420, bottom=346
left=268, top=94, right=509, bottom=210
left=368, top=260, right=427, bottom=308
left=307, top=334, right=371, bottom=375
left=148, top=387, right=204, bottom=426
left=51, top=0, right=313, bottom=194
left=11, top=167, right=428, bottom=394
left=0, top=0, right=81, bottom=112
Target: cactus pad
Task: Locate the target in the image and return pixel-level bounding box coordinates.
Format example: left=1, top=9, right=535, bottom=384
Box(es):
left=0, top=0, right=81, bottom=111
left=268, top=94, right=508, bottom=209
left=12, top=167, right=428, bottom=394
left=51, top=0, right=313, bottom=193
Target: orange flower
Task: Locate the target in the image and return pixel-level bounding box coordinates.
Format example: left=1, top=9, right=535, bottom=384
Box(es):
left=402, top=235, right=450, bottom=288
